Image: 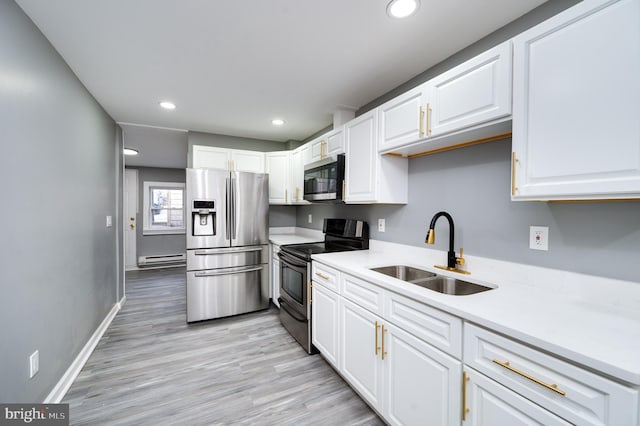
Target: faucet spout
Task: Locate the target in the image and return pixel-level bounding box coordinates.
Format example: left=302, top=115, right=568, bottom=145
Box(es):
left=425, top=211, right=456, bottom=269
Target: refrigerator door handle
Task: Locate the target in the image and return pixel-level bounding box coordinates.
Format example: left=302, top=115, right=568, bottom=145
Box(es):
left=194, top=265, right=263, bottom=277
left=194, top=247, right=263, bottom=256
left=225, top=177, right=231, bottom=241
left=231, top=175, right=237, bottom=240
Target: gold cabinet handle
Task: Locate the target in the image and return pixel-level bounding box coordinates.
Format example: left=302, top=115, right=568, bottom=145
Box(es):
left=308, top=282, right=312, bottom=305
left=381, top=325, right=388, bottom=360
left=285, top=188, right=288, bottom=203
left=511, top=152, right=518, bottom=196
left=462, top=371, right=470, bottom=421
left=419, top=106, right=425, bottom=137
left=426, top=103, right=432, bottom=136
left=375, top=321, right=381, bottom=356
left=492, top=359, right=566, bottom=396
left=342, top=181, right=346, bottom=201
left=315, top=272, right=329, bottom=280
left=295, top=187, right=300, bottom=202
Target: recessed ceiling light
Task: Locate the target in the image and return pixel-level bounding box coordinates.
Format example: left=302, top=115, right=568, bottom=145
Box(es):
left=123, top=148, right=139, bottom=156
left=387, top=0, right=419, bottom=18
left=159, top=101, right=176, bottom=110
left=271, top=119, right=285, bottom=126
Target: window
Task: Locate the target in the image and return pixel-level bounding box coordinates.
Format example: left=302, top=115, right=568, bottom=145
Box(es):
left=143, top=181, right=185, bottom=235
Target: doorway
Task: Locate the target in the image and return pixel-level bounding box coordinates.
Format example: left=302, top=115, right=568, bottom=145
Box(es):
left=124, top=168, right=138, bottom=270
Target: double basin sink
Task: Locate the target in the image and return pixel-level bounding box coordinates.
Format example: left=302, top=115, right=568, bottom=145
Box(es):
left=370, top=265, right=494, bottom=296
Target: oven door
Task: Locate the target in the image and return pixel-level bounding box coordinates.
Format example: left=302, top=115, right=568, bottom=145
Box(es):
left=277, top=250, right=315, bottom=353
left=277, top=250, right=309, bottom=317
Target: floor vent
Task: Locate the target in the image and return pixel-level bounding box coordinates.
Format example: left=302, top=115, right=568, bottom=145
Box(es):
left=138, top=253, right=186, bottom=267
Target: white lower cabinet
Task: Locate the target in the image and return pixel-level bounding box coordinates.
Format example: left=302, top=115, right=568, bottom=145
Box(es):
left=464, top=323, right=639, bottom=426
left=384, top=321, right=461, bottom=426
left=463, top=367, right=571, bottom=425
left=340, top=298, right=385, bottom=409
left=311, top=283, right=340, bottom=369
left=315, top=266, right=463, bottom=426
left=270, top=244, right=280, bottom=308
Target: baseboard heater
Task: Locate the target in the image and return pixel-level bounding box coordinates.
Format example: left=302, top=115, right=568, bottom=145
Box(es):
left=137, top=253, right=186, bottom=267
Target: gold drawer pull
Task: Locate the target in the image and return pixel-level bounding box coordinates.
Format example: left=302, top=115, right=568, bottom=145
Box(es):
left=381, top=325, right=388, bottom=360
left=419, top=106, right=425, bottom=137
left=315, top=272, right=330, bottom=280
left=492, top=359, right=566, bottom=396
left=375, top=321, right=381, bottom=355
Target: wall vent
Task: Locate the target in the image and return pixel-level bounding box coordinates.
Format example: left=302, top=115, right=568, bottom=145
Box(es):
left=138, top=253, right=186, bottom=267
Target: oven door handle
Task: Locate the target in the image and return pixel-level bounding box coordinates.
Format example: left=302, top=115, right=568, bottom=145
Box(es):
left=278, top=297, right=307, bottom=322
left=277, top=250, right=308, bottom=268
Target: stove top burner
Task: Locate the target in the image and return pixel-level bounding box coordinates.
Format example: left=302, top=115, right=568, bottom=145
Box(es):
left=280, top=241, right=359, bottom=259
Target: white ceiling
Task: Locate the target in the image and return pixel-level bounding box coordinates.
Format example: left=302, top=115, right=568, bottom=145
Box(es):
left=16, top=0, right=546, bottom=143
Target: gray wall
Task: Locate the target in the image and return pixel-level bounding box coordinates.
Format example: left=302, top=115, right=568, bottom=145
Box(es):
left=269, top=205, right=298, bottom=228
left=129, top=167, right=187, bottom=258
left=297, top=140, right=640, bottom=283
left=116, top=126, right=125, bottom=302
left=0, top=0, right=119, bottom=402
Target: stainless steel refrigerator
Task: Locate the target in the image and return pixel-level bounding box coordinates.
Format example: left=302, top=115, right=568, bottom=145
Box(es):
left=186, top=168, right=269, bottom=322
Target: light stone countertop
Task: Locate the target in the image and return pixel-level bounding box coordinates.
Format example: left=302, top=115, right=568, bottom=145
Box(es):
left=312, top=239, right=640, bottom=386
left=269, top=227, right=324, bottom=246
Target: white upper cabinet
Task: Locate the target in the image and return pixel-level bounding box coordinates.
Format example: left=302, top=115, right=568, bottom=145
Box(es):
left=428, top=40, right=512, bottom=137
left=310, top=128, right=345, bottom=162
left=289, top=143, right=311, bottom=204
left=192, top=145, right=265, bottom=173
left=232, top=149, right=266, bottom=173
left=265, top=151, right=290, bottom=204
left=378, top=41, right=513, bottom=156
left=511, top=0, right=640, bottom=201
left=344, top=110, right=408, bottom=204
left=378, top=85, right=429, bottom=152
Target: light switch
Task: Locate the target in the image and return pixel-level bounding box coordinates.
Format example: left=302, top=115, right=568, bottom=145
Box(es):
left=106, top=216, right=113, bottom=227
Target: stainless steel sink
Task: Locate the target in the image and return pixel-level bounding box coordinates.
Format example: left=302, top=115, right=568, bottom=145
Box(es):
left=370, top=265, right=493, bottom=295
left=411, top=276, right=492, bottom=295
left=370, top=265, right=436, bottom=284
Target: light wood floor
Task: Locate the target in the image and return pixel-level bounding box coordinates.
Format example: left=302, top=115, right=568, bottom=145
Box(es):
left=63, top=267, right=384, bottom=425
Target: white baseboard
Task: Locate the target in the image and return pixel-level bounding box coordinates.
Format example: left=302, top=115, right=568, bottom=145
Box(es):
left=44, top=298, right=124, bottom=403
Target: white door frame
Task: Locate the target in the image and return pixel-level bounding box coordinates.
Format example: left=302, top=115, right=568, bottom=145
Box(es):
left=124, top=168, right=138, bottom=270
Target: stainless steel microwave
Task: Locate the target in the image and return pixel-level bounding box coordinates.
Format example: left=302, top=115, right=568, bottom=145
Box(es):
left=303, top=154, right=345, bottom=202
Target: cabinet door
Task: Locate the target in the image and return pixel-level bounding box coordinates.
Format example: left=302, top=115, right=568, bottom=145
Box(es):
left=464, top=368, right=571, bottom=426
left=340, top=298, right=384, bottom=410
left=429, top=41, right=512, bottom=137
left=326, top=128, right=344, bottom=156
left=312, top=283, right=340, bottom=369
left=378, top=84, right=428, bottom=151
left=344, top=110, right=378, bottom=202
left=192, top=145, right=231, bottom=169
left=289, top=144, right=310, bottom=203
left=265, top=151, right=290, bottom=204
left=271, top=246, right=280, bottom=308
left=231, top=149, right=265, bottom=173
left=512, top=0, right=640, bottom=200
left=310, top=137, right=324, bottom=162
left=384, top=323, right=462, bottom=426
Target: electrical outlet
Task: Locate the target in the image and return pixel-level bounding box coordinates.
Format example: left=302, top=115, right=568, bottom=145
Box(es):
left=529, top=226, right=549, bottom=251
left=308, top=214, right=312, bottom=224
left=378, top=218, right=386, bottom=233
left=29, top=350, right=39, bottom=378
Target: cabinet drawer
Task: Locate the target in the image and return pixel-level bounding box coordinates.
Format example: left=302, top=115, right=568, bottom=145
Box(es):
left=312, top=262, right=340, bottom=293
left=342, top=273, right=384, bottom=315
left=385, top=292, right=462, bottom=359
left=464, top=323, right=639, bottom=426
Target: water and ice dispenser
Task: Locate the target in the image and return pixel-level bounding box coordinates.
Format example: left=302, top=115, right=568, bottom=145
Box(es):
left=192, top=200, right=215, bottom=236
